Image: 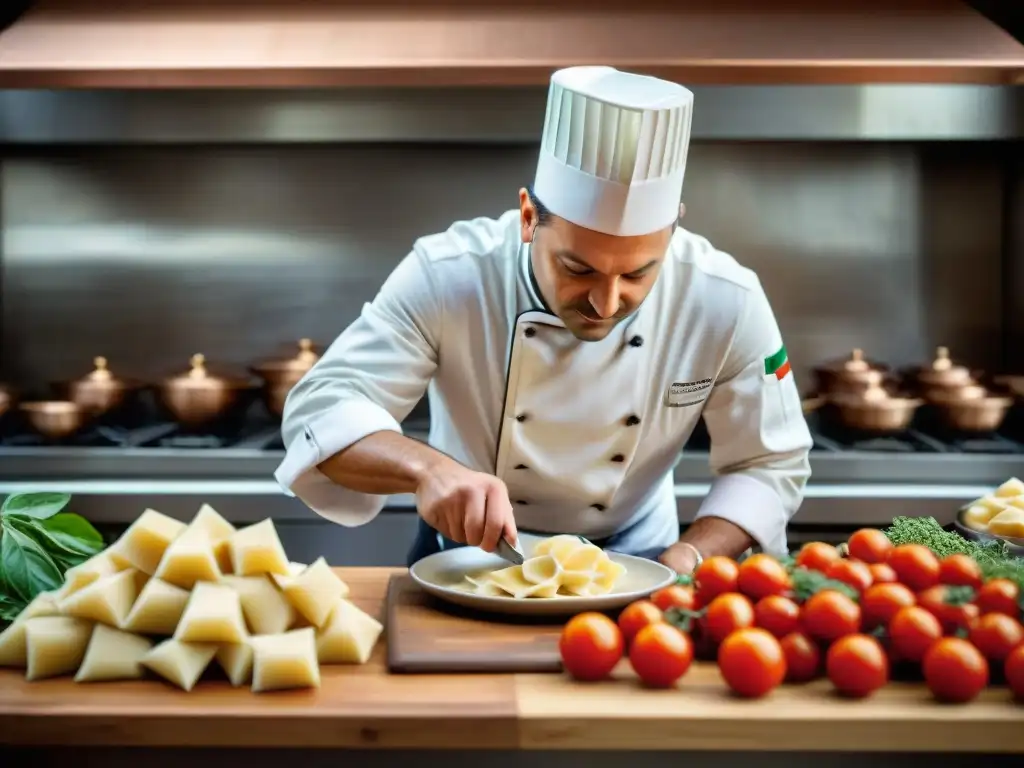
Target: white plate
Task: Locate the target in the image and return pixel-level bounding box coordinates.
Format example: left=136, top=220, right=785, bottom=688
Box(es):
left=408, top=533, right=677, bottom=617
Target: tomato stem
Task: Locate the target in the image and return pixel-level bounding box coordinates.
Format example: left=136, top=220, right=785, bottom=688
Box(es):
left=664, top=606, right=705, bottom=634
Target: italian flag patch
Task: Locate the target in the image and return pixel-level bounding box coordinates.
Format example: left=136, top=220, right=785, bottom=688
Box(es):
left=764, top=344, right=791, bottom=380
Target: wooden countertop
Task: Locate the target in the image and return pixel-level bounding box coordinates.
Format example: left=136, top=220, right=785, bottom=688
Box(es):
left=0, top=567, right=1021, bottom=752
left=0, top=0, right=1021, bottom=88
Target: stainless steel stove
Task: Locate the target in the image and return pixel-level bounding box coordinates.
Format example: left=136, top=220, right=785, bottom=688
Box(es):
left=0, top=410, right=1017, bottom=558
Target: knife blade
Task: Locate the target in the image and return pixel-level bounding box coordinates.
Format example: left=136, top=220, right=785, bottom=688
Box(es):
left=494, top=536, right=525, bottom=565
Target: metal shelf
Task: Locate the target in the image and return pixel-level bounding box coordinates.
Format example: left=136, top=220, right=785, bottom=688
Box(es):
left=0, top=441, right=1018, bottom=486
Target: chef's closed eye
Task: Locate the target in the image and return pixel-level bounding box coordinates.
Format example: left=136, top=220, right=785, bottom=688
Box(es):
left=559, top=255, right=656, bottom=282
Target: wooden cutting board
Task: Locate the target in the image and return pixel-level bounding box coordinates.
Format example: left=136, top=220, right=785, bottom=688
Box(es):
left=385, top=574, right=565, bottom=674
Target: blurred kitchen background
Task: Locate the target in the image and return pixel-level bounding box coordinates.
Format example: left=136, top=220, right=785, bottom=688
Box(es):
left=0, top=0, right=1022, bottom=563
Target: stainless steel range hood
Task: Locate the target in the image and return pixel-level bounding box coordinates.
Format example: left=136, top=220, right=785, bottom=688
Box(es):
left=0, top=0, right=1021, bottom=89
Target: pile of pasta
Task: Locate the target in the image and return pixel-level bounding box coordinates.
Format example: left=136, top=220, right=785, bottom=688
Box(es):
left=463, top=534, right=626, bottom=599
left=962, top=477, right=1024, bottom=539
left=0, top=505, right=383, bottom=692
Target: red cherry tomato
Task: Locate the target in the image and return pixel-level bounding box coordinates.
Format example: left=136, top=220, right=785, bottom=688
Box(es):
left=650, top=584, right=698, bottom=613
left=737, top=554, right=791, bottom=601
left=628, top=622, right=694, bottom=688
left=825, top=558, right=874, bottom=594
left=968, top=613, right=1024, bottom=663
left=617, top=600, right=663, bottom=644
left=780, top=631, right=821, bottom=683
left=794, top=542, right=841, bottom=573
left=717, top=627, right=786, bottom=698
left=559, top=613, right=624, bottom=681
left=754, top=595, right=801, bottom=638
left=937, top=554, right=983, bottom=589
left=861, top=582, right=916, bottom=630
left=887, top=544, right=940, bottom=592
left=827, top=634, right=889, bottom=698
left=888, top=605, right=942, bottom=663
left=802, top=590, right=861, bottom=643
left=1004, top=644, right=1024, bottom=701
left=868, top=562, right=898, bottom=584
left=847, top=528, right=894, bottom=564
left=704, top=592, right=755, bottom=644
left=695, top=556, right=740, bottom=604
left=923, top=637, right=989, bottom=703
left=975, top=578, right=1021, bottom=619
left=917, top=585, right=979, bottom=635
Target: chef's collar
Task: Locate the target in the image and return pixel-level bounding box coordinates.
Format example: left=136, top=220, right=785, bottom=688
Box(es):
left=519, top=243, right=553, bottom=314
left=518, top=241, right=657, bottom=343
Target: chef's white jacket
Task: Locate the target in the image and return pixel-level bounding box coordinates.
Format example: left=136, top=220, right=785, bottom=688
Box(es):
left=275, top=210, right=813, bottom=556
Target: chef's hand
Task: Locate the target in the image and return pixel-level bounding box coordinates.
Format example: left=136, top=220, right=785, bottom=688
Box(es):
left=415, top=459, right=518, bottom=553
left=659, top=541, right=701, bottom=576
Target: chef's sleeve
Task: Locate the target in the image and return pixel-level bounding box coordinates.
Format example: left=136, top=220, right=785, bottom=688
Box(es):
left=698, top=279, right=813, bottom=556
left=274, top=248, right=441, bottom=526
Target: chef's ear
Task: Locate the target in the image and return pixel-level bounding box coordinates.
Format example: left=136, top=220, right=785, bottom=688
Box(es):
left=519, top=187, right=539, bottom=244
left=679, top=202, right=686, bottom=220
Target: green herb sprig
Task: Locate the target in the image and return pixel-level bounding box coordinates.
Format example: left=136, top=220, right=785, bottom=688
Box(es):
left=0, top=493, right=105, bottom=622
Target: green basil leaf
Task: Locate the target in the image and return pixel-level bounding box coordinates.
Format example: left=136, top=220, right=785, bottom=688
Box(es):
left=46, top=549, right=91, bottom=571
left=0, top=592, right=25, bottom=621
left=3, top=516, right=93, bottom=573
left=1, top=492, right=71, bottom=521
left=33, top=513, right=105, bottom=557
left=1, top=527, right=63, bottom=601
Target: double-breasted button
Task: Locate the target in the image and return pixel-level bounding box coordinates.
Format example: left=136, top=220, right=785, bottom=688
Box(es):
left=524, top=327, right=536, bottom=338
left=591, top=503, right=607, bottom=511
left=514, top=463, right=528, bottom=470
left=516, top=414, right=528, bottom=422
left=629, top=335, right=643, bottom=348
left=611, top=454, right=625, bottom=463
left=625, top=414, right=641, bottom=426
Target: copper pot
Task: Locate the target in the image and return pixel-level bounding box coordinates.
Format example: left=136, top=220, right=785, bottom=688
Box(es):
left=993, top=374, right=1024, bottom=399
left=62, top=356, right=143, bottom=418
left=19, top=401, right=88, bottom=440
left=812, top=348, right=888, bottom=395
left=157, top=354, right=256, bottom=429
left=250, top=338, right=321, bottom=418
left=0, top=383, right=14, bottom=420
left=907, top=346, right=979, bottom=392
left=829, top=381, right=922, bottom=434
left=927, top=384, right=1014, bottom=433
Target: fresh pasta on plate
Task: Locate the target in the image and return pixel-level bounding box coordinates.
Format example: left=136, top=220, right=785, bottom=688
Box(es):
left=459, top=535, right=626, bottom=599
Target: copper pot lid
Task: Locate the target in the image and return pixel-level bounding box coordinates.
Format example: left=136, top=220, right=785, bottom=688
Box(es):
left=833, top=380, right=920, bottom=409
left=71, top=356, right=138, bottom=390
left=252, top=338, right=321, bottom=375
left=163, top=354, right=252, bottom=390
left=817, top=348, right=886, bottom=377
left=916, top=346, right=973, bottom=387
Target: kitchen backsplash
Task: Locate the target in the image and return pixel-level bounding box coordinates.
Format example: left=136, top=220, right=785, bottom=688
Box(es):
left=0, top=141, right=1009, bottom=396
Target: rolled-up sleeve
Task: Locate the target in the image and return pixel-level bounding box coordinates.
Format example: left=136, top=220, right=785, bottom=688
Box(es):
left=274, top=248, right=441, bottom=526
left=698, top=279, right=813, bottom=556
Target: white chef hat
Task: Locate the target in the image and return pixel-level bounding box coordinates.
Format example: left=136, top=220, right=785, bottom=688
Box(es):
left=532, top=66, right=694, bottom=237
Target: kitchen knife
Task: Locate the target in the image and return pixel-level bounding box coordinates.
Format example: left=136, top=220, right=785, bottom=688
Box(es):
left=494, top=536, right=525, bottom=566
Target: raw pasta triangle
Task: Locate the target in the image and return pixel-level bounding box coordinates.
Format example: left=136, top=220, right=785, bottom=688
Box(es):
left=462, top=535, right=626, bottom=599
left=987, top=506, right=1024, bottom=539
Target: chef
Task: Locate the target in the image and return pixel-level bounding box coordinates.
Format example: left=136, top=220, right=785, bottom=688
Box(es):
left=275, top=66, right=813, bottom=574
